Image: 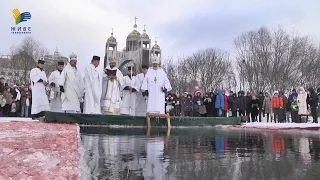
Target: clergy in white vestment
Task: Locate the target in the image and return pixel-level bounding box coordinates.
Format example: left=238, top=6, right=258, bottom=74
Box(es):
left=48, top=61, right=64, bottom=112
left=120, top=66, right=141, bottom=116
left=135, top=65, right=149, bottom=116
left=141, top=56, right=172, bottom=114
left=101, top=56, right=124, bottom=115
left=83, top=55, right=103, bottom=114
left=30, top=59, right=50, bottom=119
left=59, top=53, right=84, bottom=113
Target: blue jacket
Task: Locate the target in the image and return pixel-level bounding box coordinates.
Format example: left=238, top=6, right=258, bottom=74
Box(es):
left=215, top=89, right=224, bottom=109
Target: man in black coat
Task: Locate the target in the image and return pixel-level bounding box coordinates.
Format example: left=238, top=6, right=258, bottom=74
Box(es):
left=308, top=87, right=319, bottom=123
left=258, top=92, right=265, bottom=122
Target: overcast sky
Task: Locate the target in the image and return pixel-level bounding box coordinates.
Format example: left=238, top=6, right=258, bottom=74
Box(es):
left=1, top=0, right=319, bottom=72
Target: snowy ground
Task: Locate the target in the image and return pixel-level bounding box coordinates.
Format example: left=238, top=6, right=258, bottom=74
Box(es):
left=0, top=121, right=80, bottom=179
left=0, top=117, right=37, bottom=123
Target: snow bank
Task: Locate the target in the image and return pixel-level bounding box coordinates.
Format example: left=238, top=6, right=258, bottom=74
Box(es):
left=0, top=122, right=79, bottom=179
left=225, top=122, right=320, bottom=131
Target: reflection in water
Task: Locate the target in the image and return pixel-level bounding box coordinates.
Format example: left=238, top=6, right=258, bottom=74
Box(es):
left=80, top=128, right=320, bottom=180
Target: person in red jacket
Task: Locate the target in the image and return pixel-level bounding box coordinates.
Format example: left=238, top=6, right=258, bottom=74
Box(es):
left=222, top=90, right=229, bottom=117
left=270, top=91, right=284, bottom=123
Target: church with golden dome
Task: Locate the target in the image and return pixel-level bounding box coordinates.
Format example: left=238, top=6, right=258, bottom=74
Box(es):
left=104, top=17, right=161, bottom=73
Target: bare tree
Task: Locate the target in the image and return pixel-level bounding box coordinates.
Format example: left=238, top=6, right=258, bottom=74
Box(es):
left=234, top=26, right=320, bottom=93
left=162, top=48, right=235, bottom=94
left=10, top=36, right=49, bottom=84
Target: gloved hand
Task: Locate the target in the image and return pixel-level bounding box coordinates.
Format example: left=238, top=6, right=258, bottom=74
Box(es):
left=123, top=86, right=130, bottom=90
left=162, top=87, right=167, bottom=93
left=142, top=90, right=149, bottom=97
left=60, top=86, right=65, bottom=92
left=50, top=82, right=55, bottom=87
left=131, top=88, right=137, bottom=92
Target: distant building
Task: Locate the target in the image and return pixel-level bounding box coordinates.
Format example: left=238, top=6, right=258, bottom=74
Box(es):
left=104, top=17, right=162, bottom=73
left=0, top=48, right=68, bottom=85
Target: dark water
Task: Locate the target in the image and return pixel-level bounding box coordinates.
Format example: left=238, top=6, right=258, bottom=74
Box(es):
left=80, top=127, right=320, bottom=180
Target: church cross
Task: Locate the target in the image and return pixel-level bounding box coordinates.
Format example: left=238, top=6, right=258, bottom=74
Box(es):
left=134, top=17, right=138, bottom=24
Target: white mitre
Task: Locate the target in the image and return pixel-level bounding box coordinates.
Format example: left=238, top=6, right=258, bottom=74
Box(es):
left=151, top=56, right=160, bottom=64
left=70, top=52, right=77, bottom=61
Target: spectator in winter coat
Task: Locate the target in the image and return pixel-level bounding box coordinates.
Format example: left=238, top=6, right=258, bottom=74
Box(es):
left=203, top=93, right=212, bottom=116
left=165, top=94, right=175, bottom=116
left=180, top=92, right=188, bottom=116
left=279, top=91, right=288, bottom=122
left=290, top=96, right=299, bottom=123
left=262, top=92, right=271, bottom=122
left=229, top=93, right=238, bottom=117
left=20, top=87, right=31, bottom=117
left=183, top=94, right=193, bottom=117
left=246, top=92, right=252, bottom=121
left=237, top=91, right=246, bottom=117
left=288, top=89, right=298, bottom=103
left=317, top=88, right=320, bottom=116
left=210, top=92, right=217, bottom=117
left=307, top=87, right=318, bottom=123
left=2, top=86, right=13, bottom=117
left=193, top=92, right=202, bottom=117
left=215, top=89, right=224, bottom=117
left=258, top=92, right=265, bottom=122
left=297, top=87, right=308, bottom=123
left=0, top=86, right=6, bottom=117
left=222, top=90, right=229, bottom=117
left=250, top=95, right=260, bottom=122
left=270, top=91, right=283, bottom=123
left=173, top=94, right=181, bottom=116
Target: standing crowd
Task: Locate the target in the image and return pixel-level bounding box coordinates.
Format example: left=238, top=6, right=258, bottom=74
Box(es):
left=0, top=78, right=32, bottom=118
left=165, top=87, right=320, bottom=123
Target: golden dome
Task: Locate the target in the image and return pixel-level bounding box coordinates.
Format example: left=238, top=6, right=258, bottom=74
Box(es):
left=107, top=29, right=116, bottom=42
left=107, top=36, right=116, bottom=42
left=152, top=40, right=160, bottom=49
left=128, top=30, right=141, bottom=38
left=140, top=25, right=149, bottom=39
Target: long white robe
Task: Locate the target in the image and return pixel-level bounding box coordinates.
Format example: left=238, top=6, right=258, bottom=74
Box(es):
left=135, top=73, right=148, bottom=116
left=84, top=64, right=102, bottom=114
left=101, top=66, right=123, bottom=115
left=48, top=70, right=63, bottom=112
left=141, top=68, right=172, bottom=114
left=120, top=75, right=141, bottom=116
left=30, top=67, right=50, bottom=115
left=59, top=64, right=84, bottom=112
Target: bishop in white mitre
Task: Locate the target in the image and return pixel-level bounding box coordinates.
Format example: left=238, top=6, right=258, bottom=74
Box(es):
left=83, top=55, right=102, bottom=114
left=120, top=66, right=141, bottom=116
left=101, top=56, right=124, bottom=115
left=48, top=61, right=65, bottom=112
left=135, top=65, right=149, bottom=116
left=141, top=56, right=172, bottom=114
left=59, top=53, right=84, bottom=113
left=30, top=59, right=50, bottom=119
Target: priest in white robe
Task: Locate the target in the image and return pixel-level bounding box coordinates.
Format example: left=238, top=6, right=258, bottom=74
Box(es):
left=59, top=53, right=84, bottom=113
left=101, top=56, right=124, bottom=115
left=141, top=56, right=172, bottom=114
left=120, top=66, right=140, bottom=116
left=30, top=59, right=50, bottom=119
left=135, top=65, right=148, bottom=116
left=48, top=61, right=64, bottom=112
left=83, top=55, right=103, bottom=114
